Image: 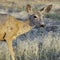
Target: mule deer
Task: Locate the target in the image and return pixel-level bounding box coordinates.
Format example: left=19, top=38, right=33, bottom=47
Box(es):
left=0, top=4, right=52, bottom=60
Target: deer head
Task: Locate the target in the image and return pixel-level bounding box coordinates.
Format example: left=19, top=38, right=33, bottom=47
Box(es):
left=26, top=4, right=52, bottom=28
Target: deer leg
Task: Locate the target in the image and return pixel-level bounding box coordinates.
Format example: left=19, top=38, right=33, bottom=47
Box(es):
left=6, top=40, right=15, bottom=60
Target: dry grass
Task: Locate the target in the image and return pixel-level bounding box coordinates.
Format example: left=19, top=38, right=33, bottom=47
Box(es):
left=0, top=0, right=60, bottom=60
left=0, top=31, right=60, bottom=60
left=0, top=0, right=60, bottom=9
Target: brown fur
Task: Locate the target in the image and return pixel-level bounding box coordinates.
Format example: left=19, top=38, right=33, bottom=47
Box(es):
left=0, top=14, right=33, bottom=60
left=0, top=4, right=52, bottom=60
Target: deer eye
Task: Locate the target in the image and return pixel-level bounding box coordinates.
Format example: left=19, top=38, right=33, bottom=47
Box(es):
left=34, top=16, right=37, bottom=18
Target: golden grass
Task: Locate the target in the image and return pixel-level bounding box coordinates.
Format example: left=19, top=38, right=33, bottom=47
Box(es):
left=0, top=0, right=60, bottom=9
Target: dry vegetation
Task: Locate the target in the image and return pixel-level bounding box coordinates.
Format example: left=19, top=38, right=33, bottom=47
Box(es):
left=0, top=31, right=60, bottom=60
left=0, top=0, right=60, bottom=60
left=0, top=0, right=60, bottom=9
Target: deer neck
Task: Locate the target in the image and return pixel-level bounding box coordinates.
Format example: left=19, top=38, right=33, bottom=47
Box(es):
left=17, top=20, right=35, bottom=36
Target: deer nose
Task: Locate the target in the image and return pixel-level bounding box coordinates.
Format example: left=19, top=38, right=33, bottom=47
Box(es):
left=40, top=22, right=45, bottom=27
left=40, top=24, right=45, bottom=27
left=35, top=24, right=45, bottom=28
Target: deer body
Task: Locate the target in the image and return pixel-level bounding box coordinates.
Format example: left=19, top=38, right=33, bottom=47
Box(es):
left=0, top=4, right=52, bottom=60
left=0, top=14, right=33, bottom=60
left=0, top=15, right=33, bottom=41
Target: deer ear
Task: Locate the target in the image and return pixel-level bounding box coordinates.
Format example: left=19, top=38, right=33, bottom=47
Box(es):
left=40, top=4, right=52, bottom=14
left=26, top=4, right=33, bottom=13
